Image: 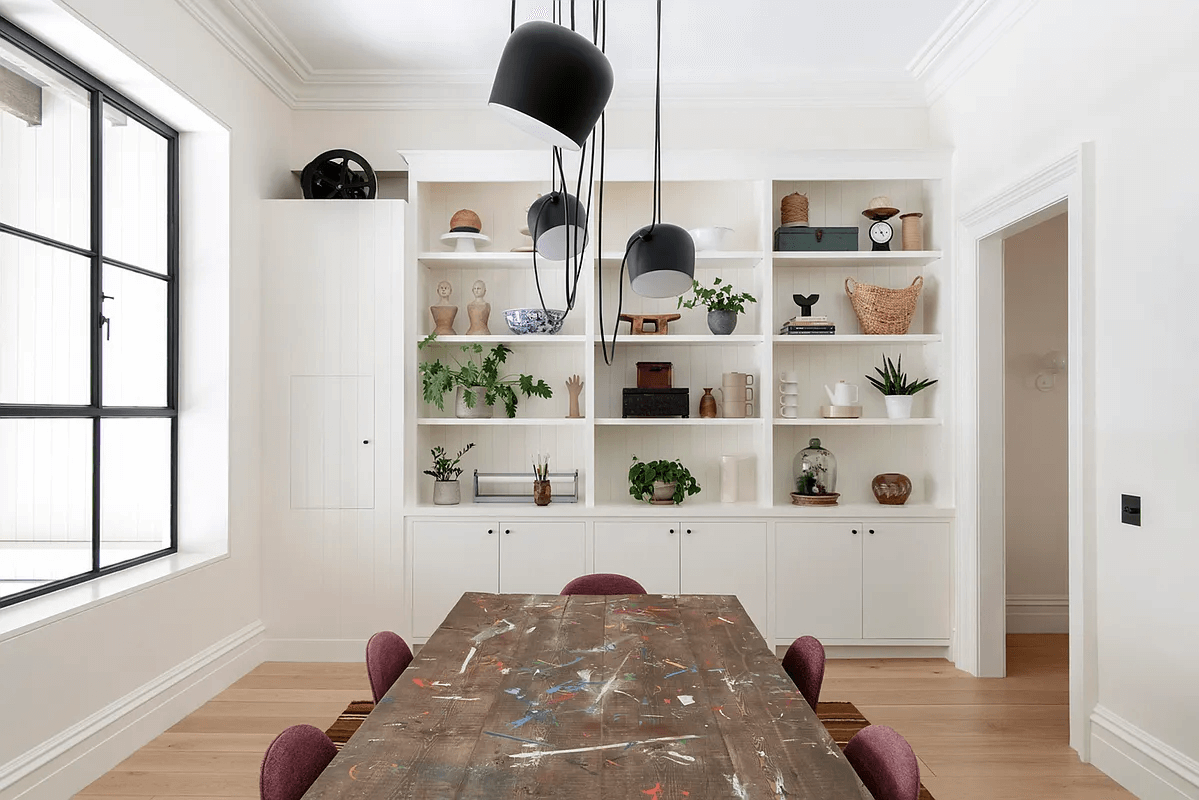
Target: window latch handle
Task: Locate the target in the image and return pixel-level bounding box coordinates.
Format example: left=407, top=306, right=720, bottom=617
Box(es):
left=99, top=315, right=111, bottom=341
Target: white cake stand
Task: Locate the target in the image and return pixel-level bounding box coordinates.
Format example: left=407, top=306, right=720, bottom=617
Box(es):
left=440, top=232, right=491, bottom=253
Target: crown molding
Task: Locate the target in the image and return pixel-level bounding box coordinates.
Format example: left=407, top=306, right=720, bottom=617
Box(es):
left=908, top=0, right=1039, bottom=104
left=176, top=0, right=930, bottom=111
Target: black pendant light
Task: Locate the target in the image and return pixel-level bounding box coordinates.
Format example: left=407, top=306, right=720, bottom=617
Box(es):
left=624, top=0, right=694, bottom=298
left=489, top=20, right=614, bottom=151
left=528, top=189, right=588, bottom=262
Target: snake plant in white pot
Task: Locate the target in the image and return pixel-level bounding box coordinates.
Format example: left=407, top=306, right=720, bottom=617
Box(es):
left=866, top=355, right=937, bottom=419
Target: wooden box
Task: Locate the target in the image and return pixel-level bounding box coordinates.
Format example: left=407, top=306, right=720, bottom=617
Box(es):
left=635, top=362, right=674, bottom=389
left=622, top=388, right=689, bottom=418
left=774, top=226, right=859, bottom=252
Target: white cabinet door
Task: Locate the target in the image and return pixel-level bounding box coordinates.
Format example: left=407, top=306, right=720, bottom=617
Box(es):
left=289, top=375, right=374, bottom=509
left=593, top=521, right=680, bottom=595
left=499, top=521, right=587, bottom=595
left=679, top=522, right=769, bottom=638
left=862, top=522, right=951, bottom=639
left=776, top=522, right=863, bottom=641
left=411, top=521, right=499, bottom=639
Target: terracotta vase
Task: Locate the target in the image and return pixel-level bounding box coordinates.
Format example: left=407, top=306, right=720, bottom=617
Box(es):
left=699, top=388, right=718, bottom=418
left=871, top=473, right=912, bottom=505
left=533, top=479, right=551, bottom=506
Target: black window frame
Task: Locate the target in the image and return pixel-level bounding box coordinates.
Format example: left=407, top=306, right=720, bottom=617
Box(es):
left=0, top=16, right=179, bottom=609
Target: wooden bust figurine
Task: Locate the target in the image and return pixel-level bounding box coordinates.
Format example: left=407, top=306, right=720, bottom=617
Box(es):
left=430, top=279, right=457, bottom=335
left=466, top=279, right=491, bottom=335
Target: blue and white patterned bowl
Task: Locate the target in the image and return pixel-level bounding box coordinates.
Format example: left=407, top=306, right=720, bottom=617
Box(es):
left=504, top=308, right=567, bottom=335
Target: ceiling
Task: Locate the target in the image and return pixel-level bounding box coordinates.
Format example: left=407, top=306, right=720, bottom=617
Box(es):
left=179, top=0, right=1027, bottom=108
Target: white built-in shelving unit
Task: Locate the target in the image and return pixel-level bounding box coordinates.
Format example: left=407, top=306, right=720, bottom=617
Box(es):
left=402, top=152, right=953, bottom=515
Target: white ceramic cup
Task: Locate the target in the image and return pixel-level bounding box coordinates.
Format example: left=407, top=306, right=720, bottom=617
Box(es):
left=778, top=381, right=800, bottom=395
left=778, top=406, right=799, bottom=418
left=723, top=372, right=754, bottom=390
left=723, top=399, right=754, bottom=419
left=721, top=383, right=753, bottom=403
left=779, top=370, right=799, bottom=383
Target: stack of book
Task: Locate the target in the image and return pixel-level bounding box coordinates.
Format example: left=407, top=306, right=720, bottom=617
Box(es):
left=780, top=316, right=836, bottom=335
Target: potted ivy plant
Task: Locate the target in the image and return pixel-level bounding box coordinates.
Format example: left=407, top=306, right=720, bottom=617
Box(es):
left=628, top=456, right=702, bottom=505
left=424, top=443, right=475, bottom=505
left=866, top=354, right=938, bottom=419
left=677, top=277, right=757, bottom=335
left=419, top=334, right=553, bottom=418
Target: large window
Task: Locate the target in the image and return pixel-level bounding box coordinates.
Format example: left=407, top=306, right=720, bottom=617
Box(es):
left=0, top=18, right=178, bottom=608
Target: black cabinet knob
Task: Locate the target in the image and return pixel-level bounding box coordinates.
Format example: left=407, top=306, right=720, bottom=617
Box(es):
left=868, top=529, right=875, bottom=535
left=685, top=529, right=692, bottom=535
left=669, top=529, right=675, bottom=535
left=851, top=529, right=858, bottom=535
left=504, top=529, right=511, bottom=535
left=487, top=529, right=494, bottom=535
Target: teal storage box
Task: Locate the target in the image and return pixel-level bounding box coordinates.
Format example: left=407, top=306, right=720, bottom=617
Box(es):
left=774, top=226, right=858, bottom=252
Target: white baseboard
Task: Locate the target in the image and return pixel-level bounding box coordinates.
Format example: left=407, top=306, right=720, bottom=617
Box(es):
left=1090, top=705, right=1199, bottom=800
left=1006, top=594, right=1068, bottom=634
left=0, top=620, right=265, bottom=800
left=264, top=637, right=368, bottom=662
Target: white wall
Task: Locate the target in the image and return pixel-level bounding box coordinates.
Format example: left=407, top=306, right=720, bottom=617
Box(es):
left=934, top=1, right=1199, bottom=794
left=0, top=0, right=291, bottom=795
left=288, top=105, right=935, bottom=172
left=1003, top=214, right=1068, bottom=633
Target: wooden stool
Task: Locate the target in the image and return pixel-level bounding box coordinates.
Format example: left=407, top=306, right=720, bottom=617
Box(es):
left=619, top=313, right=681, bottom=335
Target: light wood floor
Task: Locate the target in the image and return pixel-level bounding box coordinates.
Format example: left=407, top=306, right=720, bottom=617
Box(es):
left=76, top=634, right=1134, bottom=799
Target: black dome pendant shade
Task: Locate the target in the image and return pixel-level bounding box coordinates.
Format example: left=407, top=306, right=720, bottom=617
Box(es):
left=489, top=21, right=614, bottom=151
left=626, top=224, right=695, bottom=298
left=528, top=191, right=588, bottom=261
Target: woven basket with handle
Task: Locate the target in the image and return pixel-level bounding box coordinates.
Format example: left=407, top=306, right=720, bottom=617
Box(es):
left=845, top=276, right=923, bottom=335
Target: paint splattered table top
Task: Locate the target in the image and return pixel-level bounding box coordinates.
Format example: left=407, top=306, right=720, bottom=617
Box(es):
left=302, top=593, right=871, bottom=799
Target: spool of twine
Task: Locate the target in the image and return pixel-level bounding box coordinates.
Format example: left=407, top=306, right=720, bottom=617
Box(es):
left=900, top=212, right=924, bottom=251
left=781, top=193, right=809, bottom=226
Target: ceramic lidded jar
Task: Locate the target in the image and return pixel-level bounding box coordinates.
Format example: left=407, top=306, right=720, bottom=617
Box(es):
left=793, top=438, right=837, bottom=495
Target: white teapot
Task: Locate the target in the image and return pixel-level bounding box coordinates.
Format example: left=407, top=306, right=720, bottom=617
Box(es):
left=824, top=381, right=860, bottom=407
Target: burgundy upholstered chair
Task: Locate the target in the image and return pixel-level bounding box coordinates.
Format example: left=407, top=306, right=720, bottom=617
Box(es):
left=259, top=724, right=337, bottom=800
left=844, top=724, right=921, bottom=800
left=366, top=630, right=414, bottom=704
left=782, top=635, right=826, bottom=711
left=560, top=573, right=647, bottom=595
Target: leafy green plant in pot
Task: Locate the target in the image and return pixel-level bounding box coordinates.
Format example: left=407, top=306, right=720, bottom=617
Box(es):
left=866, top=354, right=938, bottom=420
left=628, top=456, right=702, bottom=505
left=419, top=334, right=553, bottom=419
left=677, top=277, right=757, bottom=335
left=424, top=443, right=475, bottom=505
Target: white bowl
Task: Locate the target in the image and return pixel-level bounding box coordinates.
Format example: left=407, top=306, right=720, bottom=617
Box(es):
left=688, top=226, right=734, bottom=252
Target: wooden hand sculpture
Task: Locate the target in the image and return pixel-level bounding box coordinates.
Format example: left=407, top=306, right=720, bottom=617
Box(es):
left=565, top=375, right=583, bottom=419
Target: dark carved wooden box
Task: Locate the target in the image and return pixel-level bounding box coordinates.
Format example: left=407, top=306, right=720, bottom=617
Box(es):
left=622, top=388, right=689, bottom=418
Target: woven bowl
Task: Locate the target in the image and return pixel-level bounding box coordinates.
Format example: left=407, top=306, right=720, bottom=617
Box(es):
left=450, top=209, right=482, bottom=233
left=504, top=308, right=567, bottom=335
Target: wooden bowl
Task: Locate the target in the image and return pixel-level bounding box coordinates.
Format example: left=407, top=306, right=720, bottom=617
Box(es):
left=790, top=492, right=840, bottom=507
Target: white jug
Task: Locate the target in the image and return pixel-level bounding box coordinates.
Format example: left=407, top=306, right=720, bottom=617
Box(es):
left=824, top=381, right=859, bottom=406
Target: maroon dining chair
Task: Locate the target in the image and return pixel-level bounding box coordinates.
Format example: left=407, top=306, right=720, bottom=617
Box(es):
left=366, top=630, right=414, bottom=704
left=844, top=724, right=921, bottom=800
left=260, top=724, right=337, bottom=800
left=782, top=635, right=826, bottom=711
left=560, top=573, right=647, bottom=595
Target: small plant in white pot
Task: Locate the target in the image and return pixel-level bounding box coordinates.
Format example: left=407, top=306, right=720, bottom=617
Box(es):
left=866, top=355, right=937, bottom=419
left=677, top=277, right=757, bottom=335
left=425, top=443, right=475, bottom=505
left=628, top=456, right=702, bottom=505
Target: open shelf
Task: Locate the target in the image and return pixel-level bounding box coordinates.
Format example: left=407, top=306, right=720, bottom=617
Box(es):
left=417, top=418, right=587, bottom=427
left=418, top=252, right=567, bottom=270
left=595, top=334, right=764, bottom=346
left=773, top=334, right=942, bottom=344
left=599, top=251, right=764, bottom=270
left=773, top=417, right=941, bottom=426
left=596, top=418, right=761, bottom=427
left=420, top=334, right=587, bottom=345
left=772, top=251, right=942, bottom=268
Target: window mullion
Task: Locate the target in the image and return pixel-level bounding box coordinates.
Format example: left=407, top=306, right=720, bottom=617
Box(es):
left=90, top=88, right=103, bottom=574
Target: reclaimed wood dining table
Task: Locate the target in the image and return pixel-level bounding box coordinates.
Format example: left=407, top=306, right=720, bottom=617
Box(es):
left=302, top=592, right=872, bottom=799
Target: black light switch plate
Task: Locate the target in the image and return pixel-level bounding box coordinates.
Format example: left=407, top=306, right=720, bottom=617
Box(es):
left=1121, top=494, right=1141, bottom=526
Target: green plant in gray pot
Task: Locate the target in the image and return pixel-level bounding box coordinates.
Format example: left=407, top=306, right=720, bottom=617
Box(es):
left=419, top=334, right=553, bottom=418
left=677, top=277, right=757, bottom=335
left=425, top=443, right=475, bottom=505
left=628, top=456, right=701, bottom=505
left=866, top=354, right=937, bottom=419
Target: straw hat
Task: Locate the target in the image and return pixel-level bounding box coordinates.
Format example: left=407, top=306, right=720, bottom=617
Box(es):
left=861, top=195, right=899, bottom=221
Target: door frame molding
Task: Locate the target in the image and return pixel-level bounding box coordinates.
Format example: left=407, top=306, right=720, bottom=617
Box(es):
left=952, top=144, right=1097, bottom=758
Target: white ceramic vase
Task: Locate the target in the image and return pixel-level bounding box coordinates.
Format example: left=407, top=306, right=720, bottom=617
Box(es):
left=433, top=480, right=461, bottom=505
left=885, top=395, right=914, bottom=420
left=454, top=386, right=494, bottom=419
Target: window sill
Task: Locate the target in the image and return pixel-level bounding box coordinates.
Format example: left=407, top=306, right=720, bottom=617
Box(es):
left=0, top=551, right=227, bottom=644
